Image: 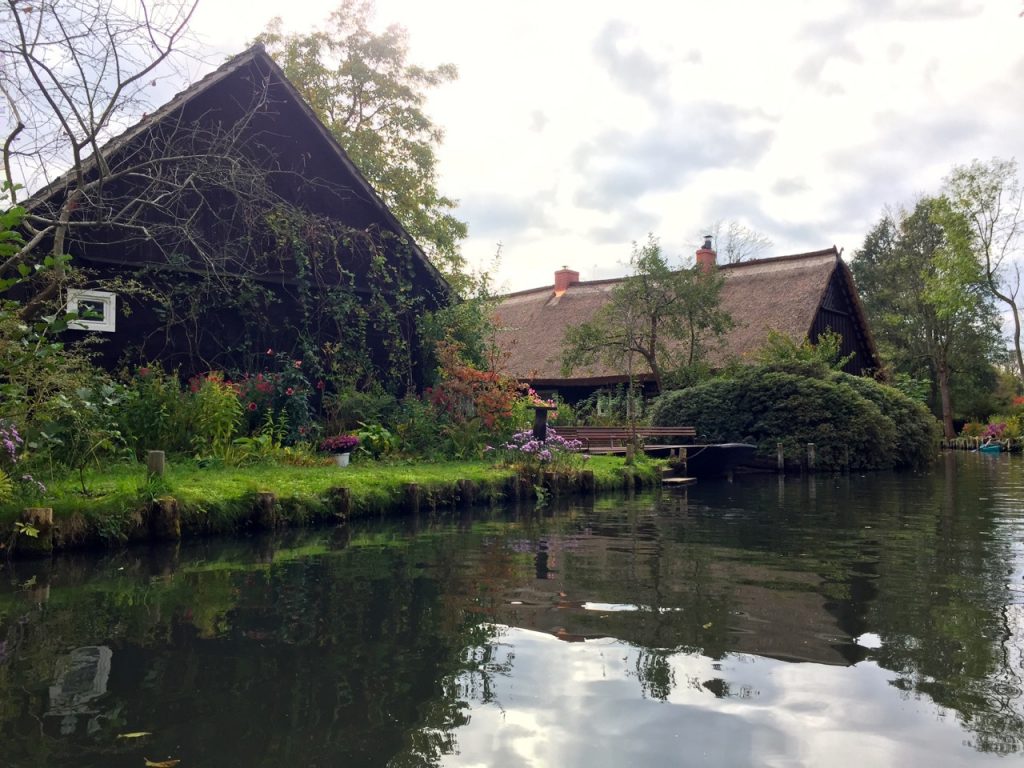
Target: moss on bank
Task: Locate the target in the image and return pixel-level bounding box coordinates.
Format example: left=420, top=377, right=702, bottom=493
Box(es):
left=0, top=456, right=662, bottom=556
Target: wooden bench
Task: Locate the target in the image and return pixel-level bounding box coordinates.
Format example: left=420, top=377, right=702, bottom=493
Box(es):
left=553, top=426, right=697, bottom=455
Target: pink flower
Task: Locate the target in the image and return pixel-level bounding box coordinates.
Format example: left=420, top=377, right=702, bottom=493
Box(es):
left=285, top=387, right=294, bottom=396
left=247, top=402, right=257, bottom=411
left=293, top=360, right=302, bottom=368
left=266, top=348, right=273, bottom=355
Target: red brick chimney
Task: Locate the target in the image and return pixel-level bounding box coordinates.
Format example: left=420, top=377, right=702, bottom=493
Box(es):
left=696, top=235, right=717, bottom=273
left=554, top=267, right=579, bottom=295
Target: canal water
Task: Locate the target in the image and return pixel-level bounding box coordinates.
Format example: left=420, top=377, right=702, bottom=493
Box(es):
left=1, top=453, right=1023, bottom=767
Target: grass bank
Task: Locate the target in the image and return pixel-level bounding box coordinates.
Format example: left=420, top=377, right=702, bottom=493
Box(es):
left=0, top=456, right=663, bottom=556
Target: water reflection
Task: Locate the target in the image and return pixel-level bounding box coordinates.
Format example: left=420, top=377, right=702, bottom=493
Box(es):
left=0, top=453, right=1020, bottom=766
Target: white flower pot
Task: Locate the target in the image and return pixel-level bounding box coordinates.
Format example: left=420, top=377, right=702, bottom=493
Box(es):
left=334, top=452, right=350, bottom=467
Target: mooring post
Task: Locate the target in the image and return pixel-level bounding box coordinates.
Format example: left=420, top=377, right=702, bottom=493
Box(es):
left=255, top=491, right=278, bottom=530
left=17, top=507, right=54, bottom=557
left=807, top=443, right=816, bottom=472
left=776, top=442, right=784, bottom=473
left=150, top=497, right=181, bottom=541
left=530, top=404, right=556, bottom=442
left=147, top=450, right=165, bottom=477
left=404, top=483, right=421, bottom=514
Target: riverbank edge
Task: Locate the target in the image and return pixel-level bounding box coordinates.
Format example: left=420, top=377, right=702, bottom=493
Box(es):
left=2, top=458, right=663, bottom=559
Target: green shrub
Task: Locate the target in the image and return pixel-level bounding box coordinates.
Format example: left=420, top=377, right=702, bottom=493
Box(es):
left=651, top=366, right=938, bottom=471
left=390, top=395, right=447, bottom=456
left=117, top=365, right=193, bottom=459
left=36, top=379, right=129, bottom=492
left=190, top=372, right=243, bottom=458
left=834, top=372, right=939, bottom=469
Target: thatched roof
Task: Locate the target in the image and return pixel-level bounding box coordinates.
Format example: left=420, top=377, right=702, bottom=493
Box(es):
left=494, top=247, right=878, bottom=384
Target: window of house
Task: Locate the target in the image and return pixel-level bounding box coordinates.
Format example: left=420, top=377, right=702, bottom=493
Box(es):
left=67, top=289, right=117, bottom=332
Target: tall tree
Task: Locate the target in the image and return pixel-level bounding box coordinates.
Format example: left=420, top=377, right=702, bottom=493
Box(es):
left=852, top=198, right=1001, bottom=437
left=254, top=1, right=467, bottom=280
left=942, top=158, right=1024, bottom=382
left=561, top=235, right=732, bottom=394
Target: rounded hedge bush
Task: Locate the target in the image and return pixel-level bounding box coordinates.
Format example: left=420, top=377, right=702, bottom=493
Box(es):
left=650, top=366, right=939, bottom=471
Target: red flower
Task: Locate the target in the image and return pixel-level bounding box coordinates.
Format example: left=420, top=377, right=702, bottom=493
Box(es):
left=247, top=402, right=257, bottom=411
left=285, top=387, right=294, bottom=396
left=138, top=367, right=151, bottom=377
left=316, top=380, right=325, bottom=390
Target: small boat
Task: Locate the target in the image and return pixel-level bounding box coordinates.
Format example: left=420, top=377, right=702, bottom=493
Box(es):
left=978, top=442, right=1003, bottom=454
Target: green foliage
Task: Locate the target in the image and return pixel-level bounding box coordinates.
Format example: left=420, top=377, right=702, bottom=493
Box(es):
left=324, top=386, right=398, bottom=433
left=573, top=385, right=649, bottom=426
left=0, top=467, right=12, bottom=504
left=235, top=352, right=314, bottom=443
left=942, top=158, right=1024, bottom=380
left=891, top=373, right=931, bottom=404
left=851, top=196, right=1002, bottom=435
left=561, top=234, right=732, bottom=393
left=389, top=395, right=447, bottom=456
left=651, top=366, right=938, bottom=471
left=117, top=366, right=193, bottom=459
left=190, top=373, right=243, bottom=459
left=757, top=329, right=855, bottom=373
left=37, top=380, right=129, bottom=493
left=356, top=422, right=397, bottom=460
left=12, top=520, right=39, bottom=538
left=255, top=0, right=467, bottom=277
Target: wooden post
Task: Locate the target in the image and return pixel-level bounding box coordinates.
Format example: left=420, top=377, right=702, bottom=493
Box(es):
left=254, top=491, right=278, bottom=530
left=330, top=487, right=352, bottom=519
left=531, top=405, right=555, bottom=442
left=807, top=443, right=816, bottom=472
left=16, top=507, right=54, bottom=557
left=404, top=483, right=421, bottom=514
left=146, top=450, right=166, bottom=477
left=777, top=442, right=785, bottom=473
left=150, top=497, right=180, bottom=541
left=579, top=469, right=595, bottom=495
left=457, top=479, right=476, bottom=507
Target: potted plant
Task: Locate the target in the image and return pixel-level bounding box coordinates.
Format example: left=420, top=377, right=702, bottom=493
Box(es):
left=320, top=434, right=359, bottom=467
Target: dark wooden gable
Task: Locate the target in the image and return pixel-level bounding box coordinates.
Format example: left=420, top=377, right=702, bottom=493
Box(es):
left=27, top=46, right=452, bottom=386
left=810, top=261, right=879, bottom=375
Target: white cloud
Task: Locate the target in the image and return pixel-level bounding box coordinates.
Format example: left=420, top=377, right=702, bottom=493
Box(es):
left=186, top=0, right=1024, bottom=290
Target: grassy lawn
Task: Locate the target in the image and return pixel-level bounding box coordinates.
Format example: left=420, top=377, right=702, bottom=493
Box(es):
left=0, top=455, right=661, bottom=546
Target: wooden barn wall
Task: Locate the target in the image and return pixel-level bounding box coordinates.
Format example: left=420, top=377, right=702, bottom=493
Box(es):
left=810, top=268, right=874, bottom=375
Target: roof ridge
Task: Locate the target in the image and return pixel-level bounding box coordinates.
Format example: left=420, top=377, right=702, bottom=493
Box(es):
left=496, top=247, right=840, bottom=298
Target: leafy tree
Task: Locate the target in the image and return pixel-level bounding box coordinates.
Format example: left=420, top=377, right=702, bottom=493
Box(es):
left=255, top=1, right=467, bottom=280
left=851, top=197, right=1002, bottom=437
left=942, top=158, right=1024, bottom=382
left=561, top=234, right=732, bottom=394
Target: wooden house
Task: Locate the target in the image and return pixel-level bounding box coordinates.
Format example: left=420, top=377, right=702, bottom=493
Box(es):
left=493, top=242, right=880, bottom=399
left=24, top=45, right=452, bottom=388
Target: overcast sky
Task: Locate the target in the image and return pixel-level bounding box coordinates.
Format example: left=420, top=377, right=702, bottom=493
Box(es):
left=190, top=0, right=1023, bottom=292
